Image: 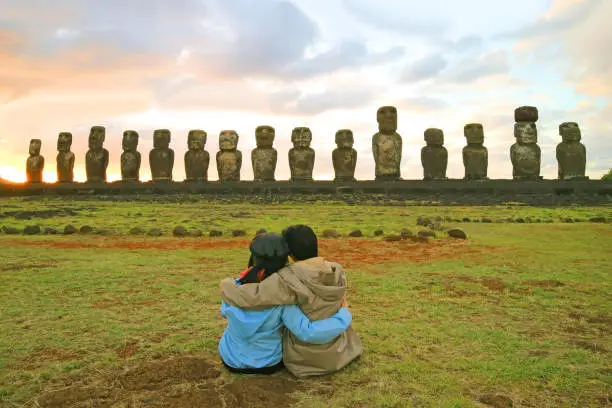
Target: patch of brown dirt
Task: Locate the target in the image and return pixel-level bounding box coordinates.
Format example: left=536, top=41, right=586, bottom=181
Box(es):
left=573, top=340, right=608, bottom=353
left=21, top=348, right=83, bottom=370
left=10, top=237, right=252, bottom=251
left=0, top=263, right=57, bottom=272
left=482, top=278, right=505, bottom=292
left=528, top=350, right=550, bottom=357
left=320, top=239, right=499, bottom=268
left=524, top=279, right=566, bottom=288
left=116, top=342, right=138, bottom=358
left=119, top=356, right=220, bottom=391
left=478, top=393, right=514, bottom=408
left=35, top=355, right=303, bottom=408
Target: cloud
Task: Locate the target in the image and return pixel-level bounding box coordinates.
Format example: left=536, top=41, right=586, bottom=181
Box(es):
left=443, top=50, right=510, bottom=83
left=401, top=54, right=447, bottom=81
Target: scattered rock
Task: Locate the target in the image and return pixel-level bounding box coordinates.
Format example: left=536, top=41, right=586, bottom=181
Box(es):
left=23, top=225, right=41, bottom=235
left=410, top=236, right=429, bottom=243
left=232, top=229, right=247, bottom=237
left=448, top=229, right=467, bottom=239
left=43, top=227, right=58, bottom=235
left=418, top=230, right=436, bottom=238
left=209, top=230, right=223, bottom=237
left=481, top=217, right=493, bottom=223
left=563, top=217, right=574, bottom=223
left=129, top=227, right=145, bottom=235
left=383, top=235, right=402, bottom=242
left=173, top=226, right=188, bottom=237
left=400, top=228, right=413, bottom=238
left=79, top=225, right=93, bottom=234
left=322, top=229, right=342, bottom=238
left=64, top=225, right=78, bottom=235
left=2, top=226, right=20, bottom=235
left=348, top=229, right=363, bottom=237
left=434, top=216, right=443, bottom=222
left=417, top=216, right=432, bottom=227
left=574, top=218, right=583, bottom=223
left=589, top=217, right=607, bottom=223
left=147, top=228, right=163, bottom=237
left=255, top=228, right=267, bottom=236
left=189, top=229, right=203, bottom=238
left=462, top=217, right=471, bottom=222
left=444, top=216, right=452, bottom=222
left=515, top=218, right=525, bottom=223
left=373, top=229, right=384, bottom=237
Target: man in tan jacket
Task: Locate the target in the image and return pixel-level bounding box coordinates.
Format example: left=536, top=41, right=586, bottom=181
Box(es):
left=220, top=225, right=362, bottom=378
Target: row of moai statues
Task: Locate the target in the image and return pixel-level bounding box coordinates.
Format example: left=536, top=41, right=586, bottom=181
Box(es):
left=25, top=106, right=587, bottom=183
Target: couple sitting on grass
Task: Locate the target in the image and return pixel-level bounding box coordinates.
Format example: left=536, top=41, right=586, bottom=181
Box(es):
left=218, top=225, right=363, bottom=377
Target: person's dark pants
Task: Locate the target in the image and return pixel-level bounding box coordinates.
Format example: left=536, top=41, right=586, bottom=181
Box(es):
left=222, top=360, right=285, bottom=375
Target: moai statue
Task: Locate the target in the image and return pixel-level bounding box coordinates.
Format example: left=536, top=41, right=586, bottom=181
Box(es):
left=557, top=122, right=587, bottom=180
left=511, top=107, right=541, bottom=180
left=216, top=130, right=242, bottom=181
left=421, top=128, right=448, bottom=180
left=56, top=132, right=75, bottom=183
left=26, top=139, right=44, bottom=183
left=85, top=126, right=109, bottom=183
left=289, top=127, right=315, bottom=182
left=462, top=123, right=488, bottom=180
left=332, top=129, right=357, bottom=182
left=251, top=125, right=277, bottom=182
left=120, top=130, right=141, bottom=182
left=372, top=106, right=402, bottom=181
left=184, top=129, right=210, bottom=182
left=149, top=129, right=174, bottom=181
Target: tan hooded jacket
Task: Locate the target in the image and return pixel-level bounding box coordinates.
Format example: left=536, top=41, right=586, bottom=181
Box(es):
left=220, top=257, right=362, bottom=377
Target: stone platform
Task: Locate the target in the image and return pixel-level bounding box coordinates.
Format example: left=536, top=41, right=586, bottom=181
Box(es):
left=1, top=180, right=611, bottom=206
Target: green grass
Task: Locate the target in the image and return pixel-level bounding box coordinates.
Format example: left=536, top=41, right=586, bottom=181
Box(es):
left=0, top=197, right=611, bottom=407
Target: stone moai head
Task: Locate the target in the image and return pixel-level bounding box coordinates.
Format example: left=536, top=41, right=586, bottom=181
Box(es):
left=514, top=106, right=539, bottom=122
left=122, top=130, right=139, bottom=152
left=153, top=129, right=171, bottom=149
left=57, top=132, right=73, bottom=152
left=29, top=139, right=41, bottom=156
left=424, top=128, right=444, bottom=146
left=335, top=129, right=354, bottom=148
left=560, top=122, right=581, bottom=142
left=219, top=130, right=239, bottom=151
left=88, top=126, right=106, bottom=151
left=291, top=127, right=312, bottom=148
left=514, top=122, right=537, bottom=144
left=188, top=130, right=207, bottom=151
left=376, top=106, right=398, bottom=133
left=464, top=123, right=484, bottom=144
left=255, top=125, right=275, bottom=148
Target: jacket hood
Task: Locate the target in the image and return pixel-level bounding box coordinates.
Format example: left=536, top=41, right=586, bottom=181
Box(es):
left=283, top=257, right=346, bottom=303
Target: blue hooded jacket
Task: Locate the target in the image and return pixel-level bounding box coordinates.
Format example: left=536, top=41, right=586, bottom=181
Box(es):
left=219, top=300, right=352, bottom=369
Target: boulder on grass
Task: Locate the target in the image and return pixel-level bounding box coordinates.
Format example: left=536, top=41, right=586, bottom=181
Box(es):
left=173, top=226, right=188, bottom=237
left=129, top=227, right=145, bottom=235
left=400, top=228, right=413, bottom=239
left=23, top=225, right=41, bottom=235
left=448, top=229, right=467, bottom=239
left=322, top=229, right=341, bottom=238
left=373, top=229, right=384, bottom=237
left=209, top=230, right=223, bottom=237
left=232, top=229, right=247, bottom=237
left=348, top=230, right=363, bottom=237
left=147, top=228, right=163, bottom=237
left=64, top=225, right=78, bottom=235
left=80, top=225, right=93, bottom=234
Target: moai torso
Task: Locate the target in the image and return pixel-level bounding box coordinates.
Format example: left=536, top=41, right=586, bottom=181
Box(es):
left=184, top=130, right=210, bottom=181
left=86, top=126, right=109, bottom=182
left=56, top=132, right=75, bottom=183
left=289, top=127, right=315, bottom=181
left=121, top=130, right=141, bottom=182
left=556, top=122, right=587, bottom=180
left=421, top=128, right=447, bottom=180
left=332, top=129, right=357, bottom=182
left=26, top=139, right=44, bottom=183
left=372, top=106, right=402, bottom=180
left=150, top=129, right=174, bottom=181
left=462, top=123, right=488, bottom=180
left=217, top=130, right=242, bottom=181
left=511, top=121, right=541, bottom=180
left=251, top=125, right=277, bottom=182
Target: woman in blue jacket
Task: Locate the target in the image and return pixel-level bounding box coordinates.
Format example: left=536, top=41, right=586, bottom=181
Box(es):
left=219, top=232, right=352, bottom=374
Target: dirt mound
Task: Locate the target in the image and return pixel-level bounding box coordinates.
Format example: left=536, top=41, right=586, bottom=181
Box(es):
left=36, top=356, right=302, bottom=408
left=119, top=356, right=219, bottom=391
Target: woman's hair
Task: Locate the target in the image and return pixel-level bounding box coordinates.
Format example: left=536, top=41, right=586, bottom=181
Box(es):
left=240, top=232, right=289, bottom=284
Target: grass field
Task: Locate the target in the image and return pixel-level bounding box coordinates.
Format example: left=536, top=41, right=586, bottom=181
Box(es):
left=1, top=197, right=611, bottom=407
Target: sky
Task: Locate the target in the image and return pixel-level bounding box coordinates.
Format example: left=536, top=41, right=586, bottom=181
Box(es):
left=0, top=0, right=610, bottom=182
